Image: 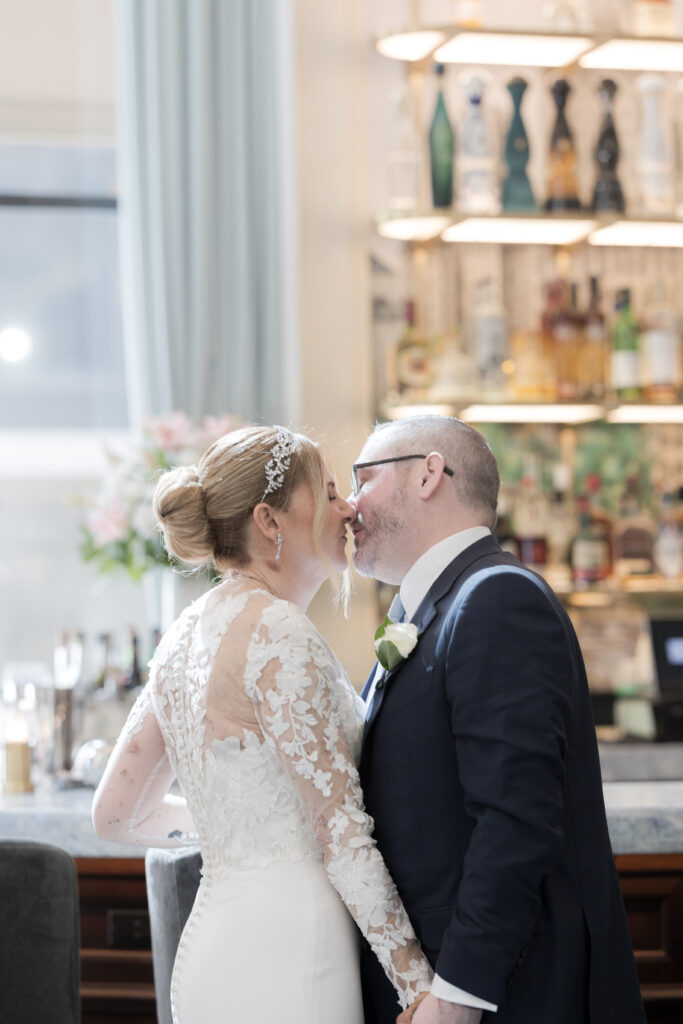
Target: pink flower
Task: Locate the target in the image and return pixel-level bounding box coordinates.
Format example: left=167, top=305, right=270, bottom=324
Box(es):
left=144, top=412, right=198, bottom=452
left=87, top=497, right=129, bottom=545
left=201, top=414, right=241, bottom=443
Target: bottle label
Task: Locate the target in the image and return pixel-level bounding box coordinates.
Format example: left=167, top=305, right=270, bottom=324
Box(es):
left=572, top=538, right=610, bottom=579
left=642, top=328, right=682, bottom=386
left=611, top=350, right=640, bottom=389
left=397, top=344, right=431, bottom=389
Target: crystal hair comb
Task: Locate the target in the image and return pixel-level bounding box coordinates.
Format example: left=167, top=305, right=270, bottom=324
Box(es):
left=261, top=428, right=303, bottom=502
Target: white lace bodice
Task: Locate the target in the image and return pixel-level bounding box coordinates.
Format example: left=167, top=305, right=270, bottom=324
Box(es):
left=92, top=575, right=432, bottom=1008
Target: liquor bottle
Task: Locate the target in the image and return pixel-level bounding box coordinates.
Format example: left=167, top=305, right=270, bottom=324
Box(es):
left=429, top=64, right=455, bottom=208
left=612, top=477, right=655, bottom=577
left=124, top=628, right=143, bottom=690
left=569, top=494, right=611, bottom=585
left=545, top=80, right=581, bottom=212
left=472, top=277, right=508, bottom=398
left=542, top=279, right=579, bottom=401
left=541, top=0, right=592, bottom=30
left=509, top=327, right=557, bottom=400
left=546, top=462, right=575, bottom=582
left=641, top=282, right=682, bottom=403
left=494, top=489, right=520, bottom=558
left=654, top=492, right=683, bottom=578
left=630, top=0, right=676, bottom=36
left=385, top=88, right=422, bottom=216
left=610, top=289, right=641, bottom=402
left=637, top=74, right=674, bottom=215
left=458, top=76, right=500, bottom=214
left=514, top=454, right=549, bottom=570
left=395, top=300, right=432, bottom=394
left=578, top=277, right=608, bottom=401
left=591, top=79, right=625, bottom=213
left=503, top=77, right=536, bottom=212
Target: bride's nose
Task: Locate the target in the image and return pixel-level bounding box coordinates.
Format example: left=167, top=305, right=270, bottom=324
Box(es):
left=337, top=496, right=354, bottom=521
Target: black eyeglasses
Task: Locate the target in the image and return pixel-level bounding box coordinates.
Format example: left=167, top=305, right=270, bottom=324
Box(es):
left=351, top=454, right=454, bottom=496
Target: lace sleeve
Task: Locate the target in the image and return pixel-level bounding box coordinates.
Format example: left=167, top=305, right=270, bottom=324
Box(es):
left=92, top=684, right=198, bottom=848
left=247, top=604, right=433, bottom=1009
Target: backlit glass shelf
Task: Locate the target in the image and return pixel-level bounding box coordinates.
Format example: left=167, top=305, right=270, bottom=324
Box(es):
left=380, top=400, right=683, bottom=425
left=375, top=26, right=683, bottom=72
left=376, top=212, right=683, bottom=247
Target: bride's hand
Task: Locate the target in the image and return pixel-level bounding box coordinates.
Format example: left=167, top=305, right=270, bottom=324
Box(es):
left=396, top=990, right=429, bottom=1022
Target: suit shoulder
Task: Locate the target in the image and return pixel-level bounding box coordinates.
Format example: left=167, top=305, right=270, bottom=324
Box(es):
left=453, top=562, right=560, bottom=614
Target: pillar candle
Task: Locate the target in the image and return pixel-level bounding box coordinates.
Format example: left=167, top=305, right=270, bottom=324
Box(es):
left=3, top=740, right=34, bottom=794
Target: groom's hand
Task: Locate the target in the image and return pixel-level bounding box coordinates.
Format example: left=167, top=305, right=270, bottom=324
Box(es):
left=398, top=993, right=483, bottom=1023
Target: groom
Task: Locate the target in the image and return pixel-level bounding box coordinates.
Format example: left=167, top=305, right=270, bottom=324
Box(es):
left=349, top=415, right=644, bottom=1024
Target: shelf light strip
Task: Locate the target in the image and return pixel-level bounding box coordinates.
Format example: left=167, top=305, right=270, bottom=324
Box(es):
left=377, top=216, right=683, bottom=247
left=441, top=217, right=596, bottom=246
left=579, top=39, right=683, bottom=72
left=460, top=404, right=604, bottom=424
left=434, top=32, right=592, bottom=68
left=607, top=406, right=683, bottom=424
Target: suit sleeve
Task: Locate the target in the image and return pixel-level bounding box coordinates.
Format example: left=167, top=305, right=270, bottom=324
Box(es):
left=437, top=568, right=574, bottom=1006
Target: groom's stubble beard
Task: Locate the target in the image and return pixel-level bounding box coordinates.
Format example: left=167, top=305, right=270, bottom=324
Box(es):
left=352, top=490, right=410, bottom=582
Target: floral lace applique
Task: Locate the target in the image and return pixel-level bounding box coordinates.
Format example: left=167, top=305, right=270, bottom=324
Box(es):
left=245, top=601, right=433, bottom=1008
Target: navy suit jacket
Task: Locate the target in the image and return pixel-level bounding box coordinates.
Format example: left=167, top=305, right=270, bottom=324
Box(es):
left=359, top=536, right=644, bottom=1024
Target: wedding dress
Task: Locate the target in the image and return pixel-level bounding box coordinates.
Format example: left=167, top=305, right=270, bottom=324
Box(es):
left=93, top=574, right=432, bottom=1023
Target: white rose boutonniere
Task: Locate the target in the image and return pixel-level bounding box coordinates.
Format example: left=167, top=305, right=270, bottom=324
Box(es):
left=374, top=616, right=419, bottom=672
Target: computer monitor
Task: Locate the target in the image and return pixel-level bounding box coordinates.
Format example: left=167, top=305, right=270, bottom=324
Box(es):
left=649, top=619, right=683, bottom=698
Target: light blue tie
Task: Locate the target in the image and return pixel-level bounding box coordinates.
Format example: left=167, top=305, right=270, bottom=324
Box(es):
left=387, top=592, right=405, bottom=624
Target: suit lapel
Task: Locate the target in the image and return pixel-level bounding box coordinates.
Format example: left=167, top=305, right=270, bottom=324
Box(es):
left=361, top=535, right=503, bottom=751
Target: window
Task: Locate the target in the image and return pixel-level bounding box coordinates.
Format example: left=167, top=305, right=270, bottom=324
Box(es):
left=0, top=141, right=127, bottom=430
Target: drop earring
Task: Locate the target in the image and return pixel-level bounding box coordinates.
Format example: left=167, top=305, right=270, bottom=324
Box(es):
left=275, top=532, right=283, bottom=561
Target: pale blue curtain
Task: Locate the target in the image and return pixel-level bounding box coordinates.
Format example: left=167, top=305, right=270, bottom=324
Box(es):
left=115, top=0, right=298, bottom=428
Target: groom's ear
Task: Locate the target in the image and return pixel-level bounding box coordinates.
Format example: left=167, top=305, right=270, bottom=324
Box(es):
left=418, top=452, right=448, bottom=500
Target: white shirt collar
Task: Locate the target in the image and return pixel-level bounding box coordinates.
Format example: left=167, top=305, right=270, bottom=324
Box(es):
left=399, top=527, right=491, bottom=622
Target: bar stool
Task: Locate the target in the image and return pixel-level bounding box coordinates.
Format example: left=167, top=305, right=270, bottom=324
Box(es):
left=0, top=839, right=80, bottom=1024
left=145, top=847, right=202, bottom=1024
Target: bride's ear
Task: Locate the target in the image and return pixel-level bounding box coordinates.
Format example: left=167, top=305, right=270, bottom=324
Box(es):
left=252, top=503, right=280, bottom=544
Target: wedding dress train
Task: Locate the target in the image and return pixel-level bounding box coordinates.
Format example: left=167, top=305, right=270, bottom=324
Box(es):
left=93, top=575, right=432, bottom=1023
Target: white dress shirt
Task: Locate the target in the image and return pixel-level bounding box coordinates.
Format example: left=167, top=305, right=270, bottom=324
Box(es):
left=366, top=527, right=498, bottom=1013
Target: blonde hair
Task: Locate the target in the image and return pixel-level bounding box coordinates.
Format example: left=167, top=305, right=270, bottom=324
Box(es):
left=153, top=426, right=349, bottom=602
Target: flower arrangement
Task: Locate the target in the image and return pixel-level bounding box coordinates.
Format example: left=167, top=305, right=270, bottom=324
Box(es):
left=80, top=411, right=241, bottom=581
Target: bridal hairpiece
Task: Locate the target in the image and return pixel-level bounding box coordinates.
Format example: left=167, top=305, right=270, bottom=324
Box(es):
left=261, top=428, right=303, bottom=502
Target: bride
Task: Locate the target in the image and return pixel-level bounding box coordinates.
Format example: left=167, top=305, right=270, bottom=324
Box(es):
left=92, top=425, right=433, bottom=1024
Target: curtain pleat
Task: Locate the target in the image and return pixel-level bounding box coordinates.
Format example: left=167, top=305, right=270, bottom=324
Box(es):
left=115, top=0, right=294, bottom=428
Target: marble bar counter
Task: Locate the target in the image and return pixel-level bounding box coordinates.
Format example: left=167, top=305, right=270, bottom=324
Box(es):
left=0, top=760, right=682, bottom=858
left=0, top=783, right=144, bottom=858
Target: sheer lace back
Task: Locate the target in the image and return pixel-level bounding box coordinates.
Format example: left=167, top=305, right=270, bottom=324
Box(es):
left=145, top=574, right=432, bottom=1008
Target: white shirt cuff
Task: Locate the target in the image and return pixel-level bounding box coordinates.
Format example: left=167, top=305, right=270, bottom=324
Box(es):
left=431, top=973, right=498, bottom=1012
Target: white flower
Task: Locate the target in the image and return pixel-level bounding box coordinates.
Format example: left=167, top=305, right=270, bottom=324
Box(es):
left=373, top=617, right=419, bottom=671
left=381, top=622, right=418, bottom=659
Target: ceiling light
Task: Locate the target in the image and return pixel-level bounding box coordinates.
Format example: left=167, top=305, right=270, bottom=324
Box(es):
left=442, top=217, right=596, bottom=246
left=580, top=39, right=683, bottom=73
left=589, top=221, right=683, bottom=247
left=434, top=32, right=592, bottom=68
left=375, top=30, right=447, bottom=62
left=377, top=215, right=451, bottom=241
left=460, top=404, right=603, bottom=423
left=0, top=326, right=32, bottom=363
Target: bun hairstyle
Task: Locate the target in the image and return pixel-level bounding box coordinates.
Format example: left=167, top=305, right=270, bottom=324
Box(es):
left=152, top=425, right=328, bottom=569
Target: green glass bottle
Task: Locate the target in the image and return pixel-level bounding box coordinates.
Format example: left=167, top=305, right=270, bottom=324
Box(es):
left=429, top=64, right=454, bottom=208
left=610, top=288, right=641, bottom=403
